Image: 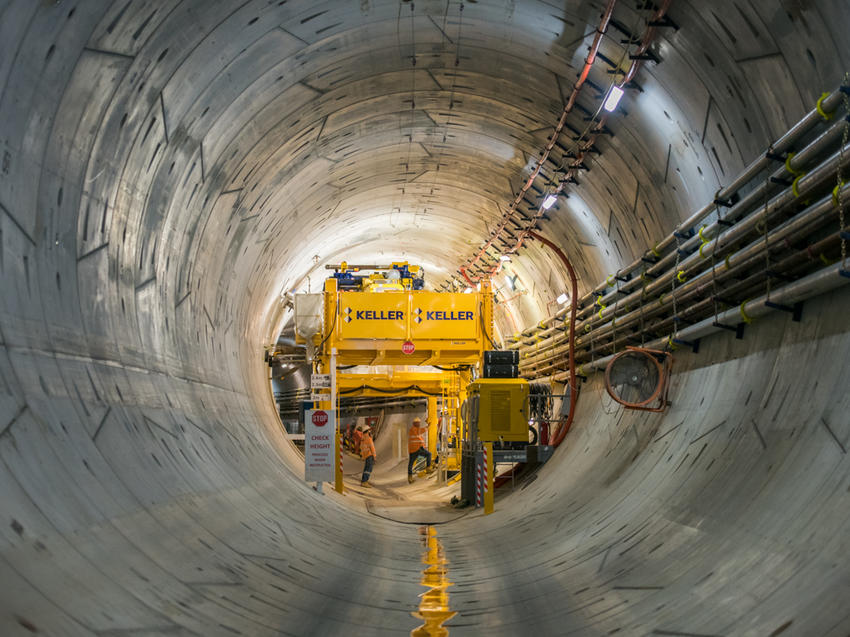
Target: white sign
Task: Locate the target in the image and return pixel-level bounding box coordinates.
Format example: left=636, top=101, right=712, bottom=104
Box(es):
left=311, top=374, right=331, bottom=389
left=305, top=409, right=335, bottom=482
left=310, top=393, right=330, bottom=402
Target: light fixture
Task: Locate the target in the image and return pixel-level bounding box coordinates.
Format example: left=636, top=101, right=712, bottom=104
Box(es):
left=542, top=193, right=558, bottom=209
left=556, top=292, right=568, bottom=305
left=499, top=255, right=511, bottom=262
left=463, top=287, right=474, bottom=294
left=603, top=85, right=624, bottom=112
left=505, top=276, right=515, bottom=291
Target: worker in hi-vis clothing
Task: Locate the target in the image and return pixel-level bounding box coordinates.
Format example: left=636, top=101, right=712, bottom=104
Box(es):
left=352, top=425, right=363, bottom=456
left=407, top=417, right=434, bottom=483
left=360, top=426, right=376, bottom=488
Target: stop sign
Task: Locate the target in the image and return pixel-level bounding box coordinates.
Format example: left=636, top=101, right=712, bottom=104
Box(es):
left=402, top=340, right=415, bottom=355
left=311, top=410, right=328, bottom=427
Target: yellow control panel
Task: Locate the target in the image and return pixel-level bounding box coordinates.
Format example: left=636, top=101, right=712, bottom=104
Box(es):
left=468, top=378, right=529, bottom=442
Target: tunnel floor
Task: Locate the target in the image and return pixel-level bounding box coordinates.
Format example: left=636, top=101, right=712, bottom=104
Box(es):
left=334, top=442, right=468, bottom=525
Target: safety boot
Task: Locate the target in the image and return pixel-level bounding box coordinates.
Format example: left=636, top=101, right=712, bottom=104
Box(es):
left=361, top=481, right=372, bottom=488
left=407, top=475, right=415, bottom=483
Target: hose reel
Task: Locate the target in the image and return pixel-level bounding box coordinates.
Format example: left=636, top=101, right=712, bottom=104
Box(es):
left=604, top=347, right=673, bottom=412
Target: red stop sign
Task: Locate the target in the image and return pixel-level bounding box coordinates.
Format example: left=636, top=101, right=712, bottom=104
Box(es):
left=402, top=340, right=415, bottom=355
left=311, top=411, right=328, bottom=427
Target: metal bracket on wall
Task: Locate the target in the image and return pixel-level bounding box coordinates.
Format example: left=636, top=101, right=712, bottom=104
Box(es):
left=712, top=321, right=746, bottom=339
left=672, top=337, right=700, bottom=353
left=764, top=300, right=804, bottom=322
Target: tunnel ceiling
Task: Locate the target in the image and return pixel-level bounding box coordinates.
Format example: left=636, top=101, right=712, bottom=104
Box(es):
left=4, top=0, right=846, bottom=354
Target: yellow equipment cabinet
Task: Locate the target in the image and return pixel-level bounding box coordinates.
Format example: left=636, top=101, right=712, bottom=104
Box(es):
left=468, top=378, right=529, bottom=442
left=303, top=271, right=493, bottom=367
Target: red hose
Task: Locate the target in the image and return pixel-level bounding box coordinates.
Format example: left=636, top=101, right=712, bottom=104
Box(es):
left=527, top=231, right=578, bottom=447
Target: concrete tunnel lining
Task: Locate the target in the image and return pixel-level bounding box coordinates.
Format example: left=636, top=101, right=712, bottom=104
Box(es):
left=1, top=1, right=849, bottom=635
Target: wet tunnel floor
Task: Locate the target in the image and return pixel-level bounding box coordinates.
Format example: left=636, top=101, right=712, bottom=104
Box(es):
left=412, top=526, right=456, bottom=637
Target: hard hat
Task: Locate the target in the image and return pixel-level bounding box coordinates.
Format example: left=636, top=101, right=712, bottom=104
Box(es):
left=413, top=417, right=421, bottom=423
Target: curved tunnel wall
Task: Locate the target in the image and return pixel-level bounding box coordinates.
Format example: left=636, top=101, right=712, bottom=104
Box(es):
left=0, top=1, right=848, bottom=635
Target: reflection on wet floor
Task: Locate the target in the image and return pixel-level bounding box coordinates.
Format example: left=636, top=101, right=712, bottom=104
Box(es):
left=412, top=525, right=456, bottom=637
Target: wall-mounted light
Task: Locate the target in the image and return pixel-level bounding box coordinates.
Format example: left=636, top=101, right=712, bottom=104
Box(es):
left=556, top=293, right=569, bottom=305
left=499, top=255, right=512, bottom=262
left=603, top=85, right=624, bottom=112
left=542, top=194, right=558, bottom=209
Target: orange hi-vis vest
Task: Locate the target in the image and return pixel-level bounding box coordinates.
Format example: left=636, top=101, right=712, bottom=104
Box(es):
left=361, top=433, right=376, bottom=459
left=408, top=423, right=426, bottom=453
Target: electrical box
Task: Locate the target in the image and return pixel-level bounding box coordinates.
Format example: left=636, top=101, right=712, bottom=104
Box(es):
left=468, top=378, right=529, bottom=441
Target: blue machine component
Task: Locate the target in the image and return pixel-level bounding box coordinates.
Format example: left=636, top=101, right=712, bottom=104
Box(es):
left=392, top=263, right=425, bottom=290
left=333, top=271, right=365, bottom=289
left=329, top=262, right=425, bottom=290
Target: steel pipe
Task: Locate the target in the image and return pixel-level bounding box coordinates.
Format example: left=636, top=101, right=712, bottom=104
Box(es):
left=520, top=182, right=850, bottom=371
left=558, top=260, right=850, bottom=379
left=510, top=85, right=849, bottom=345
left=515, top=140, right=850, bottom=356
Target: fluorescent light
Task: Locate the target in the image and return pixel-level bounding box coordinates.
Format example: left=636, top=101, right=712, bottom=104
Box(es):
left=556, top=293, right=568, bottom=304
left=463, top=287, right=473, bottom=294
left=542, top=194, right=557, bottom=209
left=499, top=255, right=511, bottom=262
left=603, top=85, right=624, bottom=112
left=505, top=276, right=515, bottom=291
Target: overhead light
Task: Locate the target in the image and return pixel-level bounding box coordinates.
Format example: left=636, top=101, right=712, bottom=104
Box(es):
left=603, top=85, right=624, bottom=112
left=556, top=293, right=568, bottom=305
left=499, top=255, right=511, bottom=262
left=505, top=276, right=515, bottom=291
left=463, top=287, right=474, bottom=294
left=542, top=194, right=558, bottom=209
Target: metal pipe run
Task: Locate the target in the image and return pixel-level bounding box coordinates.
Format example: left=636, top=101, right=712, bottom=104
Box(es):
left=561, top=260, right=850, bottom=379
left=594, top=143, right=849, bottom=321
left=518, top=158, right=850, bottom=367
left=581, top=86, right=849, bottom=305
left=510, top=83, right=849, bottom=343
left=529, top=225, right=843, bottom=376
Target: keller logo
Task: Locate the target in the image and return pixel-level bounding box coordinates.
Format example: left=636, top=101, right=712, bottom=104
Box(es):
left=345, top=307, right=404, bottom=321
left=417, top=309, right=474, bottom=321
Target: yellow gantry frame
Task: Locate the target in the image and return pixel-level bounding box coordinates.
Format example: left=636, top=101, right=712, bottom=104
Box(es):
left=312, top=276, right=495, bottom=489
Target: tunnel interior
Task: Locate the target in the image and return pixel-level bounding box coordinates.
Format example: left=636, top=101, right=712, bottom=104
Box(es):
left=1, top=1, right=849, bottom=635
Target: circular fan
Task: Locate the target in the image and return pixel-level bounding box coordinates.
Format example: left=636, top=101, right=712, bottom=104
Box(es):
left=604, top=347, right=670, bottom=410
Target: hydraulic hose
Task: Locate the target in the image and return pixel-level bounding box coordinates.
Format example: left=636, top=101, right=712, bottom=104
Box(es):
left=527, top=231, right=578, bottom=447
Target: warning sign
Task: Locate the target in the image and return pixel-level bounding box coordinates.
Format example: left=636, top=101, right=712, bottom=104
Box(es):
left=305, top=409, right=335, bottom=482
left=311, top=374, right=331, bottom=389
left=402, top=340, right=415, bottom=355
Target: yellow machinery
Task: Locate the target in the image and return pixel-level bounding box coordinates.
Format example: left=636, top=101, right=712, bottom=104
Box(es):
left=320, top=277, right=492, bottom=367
left=294, top=262, right=495, bottom=486
left=466, top=378, right=530, bottom=442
